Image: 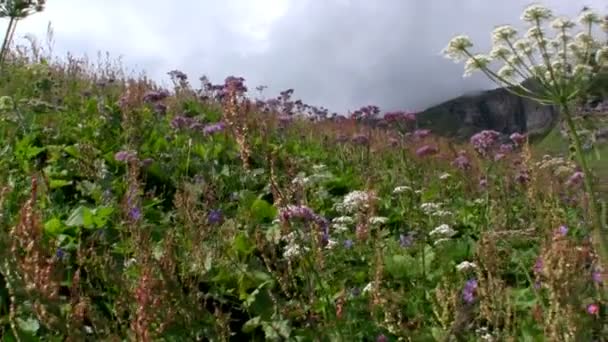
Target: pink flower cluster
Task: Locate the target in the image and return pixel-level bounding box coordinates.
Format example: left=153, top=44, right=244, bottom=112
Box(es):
left=470, top=130, right=500, bottom=156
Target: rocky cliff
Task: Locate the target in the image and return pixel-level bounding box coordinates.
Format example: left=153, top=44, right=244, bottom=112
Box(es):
left=416, top=85, right=559, bottom=140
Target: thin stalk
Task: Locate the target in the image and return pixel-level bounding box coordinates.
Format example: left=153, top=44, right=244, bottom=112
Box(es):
left=0, top=17, right=16, bottom=68
left=561, top=103, right=608, bottom=266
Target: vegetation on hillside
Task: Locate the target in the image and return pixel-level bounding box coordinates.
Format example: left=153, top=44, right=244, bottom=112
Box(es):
left=0, top=2, right=607, bottom=341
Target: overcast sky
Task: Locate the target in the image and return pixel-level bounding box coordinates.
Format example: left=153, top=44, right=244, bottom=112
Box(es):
left=8, top=0, right=607, bottom=114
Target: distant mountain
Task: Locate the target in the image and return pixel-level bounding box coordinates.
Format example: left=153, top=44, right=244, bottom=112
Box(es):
left=415, top=73, right=608, bottom=141
left=416, top=83, right=558, bottom=141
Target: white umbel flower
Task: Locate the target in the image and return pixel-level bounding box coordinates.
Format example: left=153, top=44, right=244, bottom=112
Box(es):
left=284, top=243, right=309, bottom=258
left=526, top=27, right=543, bottom=40
left=551, top=17, right=575, bottom=30
left=513, top=39, right=533, bottom=55
left=332, top=216, right=354, bottom=224
left=362, top=282, right=374, bottom=294
left=492, top=25, right=518, bottom=44
left=429, top=224, right=457, bottom=238
left=490, top=45, right=511, bottom=59
left=393, top=185, right=412, bottom=194
left=337, top=190, right=375, bottom=214
left=464, top=54, right=492, bottom=77
left=369, top=216, right=388, bottom=225
left=442, top=35, right=474, bottom=62
left=420, top=202, right=441, bottom=215
left=521, top=4, right=553, bottom=23
left=596, top=47, right=608, bottom=67
left=456, top=261, right=478, bottom=272
left=325, top=239, right=338, bottom=250
left=439, top=173, right=451, bottom=180
left=578, top=9, right=601, bottom=25
left=498, top=65, right=516, bottom=79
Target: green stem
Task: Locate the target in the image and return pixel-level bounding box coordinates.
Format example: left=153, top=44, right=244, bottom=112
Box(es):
left=0, top=17, right=16, bottom=69
left=561, top=103, right=608, bottom=266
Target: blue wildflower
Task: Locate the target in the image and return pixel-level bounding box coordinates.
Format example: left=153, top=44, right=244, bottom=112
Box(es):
left=208, top=209, right=223, bottom=225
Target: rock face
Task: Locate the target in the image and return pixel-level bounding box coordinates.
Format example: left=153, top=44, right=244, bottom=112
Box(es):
left=416, top=85, right=559, bottom=140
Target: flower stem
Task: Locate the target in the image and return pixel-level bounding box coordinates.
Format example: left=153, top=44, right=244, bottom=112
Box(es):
left=561, top=103, right=608, bottom=265
left=0, top=17, right=16, bottom=70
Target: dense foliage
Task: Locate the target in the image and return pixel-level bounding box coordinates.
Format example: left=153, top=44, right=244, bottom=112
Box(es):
left=0, top=4, right=607, bottom=342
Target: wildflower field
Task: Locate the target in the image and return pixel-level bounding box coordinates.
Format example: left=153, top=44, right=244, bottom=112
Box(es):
left=0, top=2, right=608, bottom=341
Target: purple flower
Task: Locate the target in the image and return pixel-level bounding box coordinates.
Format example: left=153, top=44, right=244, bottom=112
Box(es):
left=202, top=122, right=225, bottom=135
left=499, top=144, right=514, bottom=154
left=555, top=225, right=568, bottom=237
left=399, top=233, right=414, bottom=247
left=413, top=129, right=431, bottom=139
left=462, top=279, right=478, bottom=303
left=416, top=144, right=438, bottom=157
left=516, top=169, right=530, bottom=184
left=142, top=89, right=170, bottom=103
left=129, top=206, right=142, bottom=221
left=208, top=209, right=223, bottom=225
left=494, top=153, right=506, bottom=161
left=114, top=150, right=137, bottom=163
left=452, top=152, right=471, bottom=170
left=56, top=248, right=65, bottom=259
left=470, top=130, right=500, bottom=156
left=351, top=134, right=369, bottom=145
left=566, top=171, right=584, bottom=188
left=153, top=102, right=167, bottom=115
left=479, top=178, right=488, bottom=188
left=170, top=115, right=195, bottom=130
left=344, top=239, right=354, bottom=249
left=141, top=158, right=154, bottom=168
left=510, top=132, right=527, bottom=146
left=587, top=303, right=599, bottom=315
left=376, top=334, right=388, bottom=342
left=592, top=270, right=603, bottom=284
left=533, top=257, right=543, bottom=275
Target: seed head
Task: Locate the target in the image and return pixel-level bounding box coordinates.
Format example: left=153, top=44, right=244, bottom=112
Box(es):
left=442, top=35, right=474, bottom=62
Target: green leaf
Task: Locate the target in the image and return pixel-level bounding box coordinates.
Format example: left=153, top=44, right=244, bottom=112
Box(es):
left=16, top=317, right=39, bottom=334
left=44, top=218, right=64, bottom=236
left=250, top=199, right=277, bottom=223
left=65, top=206, right=94, bottom=228
left=242, top=316, right=262, bottom=333
left=49, top=179, right=72, bottom=189
left=233, top=233, right=255, bottom=256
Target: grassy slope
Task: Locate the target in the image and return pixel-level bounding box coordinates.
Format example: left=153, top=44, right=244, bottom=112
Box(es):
left=535, top=126, right=608, bottom=194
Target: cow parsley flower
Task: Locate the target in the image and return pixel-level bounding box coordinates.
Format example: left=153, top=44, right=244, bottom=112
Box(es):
left=393, top=185, right=412, bottom=194
left=597, top=47, right=608, bottom=67
left=442, top=35, right=474, bottom=62
left=456, top=261, right=478, bottom=272
left=498, top=65, right=516, bottom=80
left=429, top=224, right=457, bottom=238
left=490, top=45, right=511, bottom=59
left=337, top=190, right=375, bottom=214
left=551, top=17, right=576, bottom=30
left=578, top=9, right=601, bottom=25
left=369, top=216, right=389, bottom=225
left=521, top=4, right=553, bottom=23
left=492, top=25, right=518, bottom=44
left=420, top=202, right=442, bottom=215
left=513, top=39, right=533, bottom=55
left=464, top=54, right=492, bottom=77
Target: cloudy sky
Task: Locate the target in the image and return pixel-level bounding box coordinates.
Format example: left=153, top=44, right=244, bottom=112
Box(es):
left=9, top=0, right=607, bottom=113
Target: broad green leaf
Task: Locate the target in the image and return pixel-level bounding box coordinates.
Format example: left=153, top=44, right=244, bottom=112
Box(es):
left=44, top=218, right=64, bottom=236
left=250, top=199, right=277, bottom=223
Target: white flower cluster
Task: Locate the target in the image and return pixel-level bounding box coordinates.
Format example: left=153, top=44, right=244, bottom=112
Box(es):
left=335, top=190, right=376, bottom=214
left=393, top=185, right=412, bottom=194
left=331, top=216, right=354, bottom=232
left=578, top=9, right=601, bottom=25
left=456, top=261, right=478, bottom=272
left=420, top=202, right=452, bottom=218
left=521, top=4, right=553, bottom=23
left=597, top=47, right=608, bottom=67
left=442, top=35, right=473, bottom=62
left=283, top=243, right=309, bottom=259
left=464, top=54, right=492, bottom=77
left=369, top=216, right=388, bottom=225
left=439, top=173, right=451, bottom=180
left=429, top=224, right=457, bottom=238
left=551, top=17, right=575, bottom=30
left=492, top=25, right=518, bottom=44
